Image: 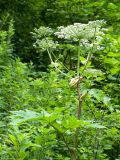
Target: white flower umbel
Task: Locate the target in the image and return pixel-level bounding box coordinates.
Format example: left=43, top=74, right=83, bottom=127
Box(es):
left=54, top=20, right=106, bottom=42
left=32, top=20, right=107, bottom=78
left=31, top=26, right=53, bottom=39
left=33, top=37, right=58, bottom=52
left=54, top=20, right=106, bottom=57
left=55, top=20, right=106, bottom=77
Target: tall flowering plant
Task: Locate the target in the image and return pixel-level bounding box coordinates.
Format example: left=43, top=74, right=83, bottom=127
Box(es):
left=31, top=20, right=108, bottom=159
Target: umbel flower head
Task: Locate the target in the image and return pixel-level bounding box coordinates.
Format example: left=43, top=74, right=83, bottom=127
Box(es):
left=33, top=37, right=58, bottom=51
left=31, top=26, right=53, bottom=39
left=54, top=20, right=106, bottom=41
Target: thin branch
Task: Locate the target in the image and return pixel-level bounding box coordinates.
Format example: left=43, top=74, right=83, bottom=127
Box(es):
left=47, top=48, right=53, bottom=62
left=81, top=27, right=97, bottom=76
left=47, top=48, right=70, bottom=77
left=77, top=41, right=81, bottom=77
left=51, top=50, right=69, bottom=71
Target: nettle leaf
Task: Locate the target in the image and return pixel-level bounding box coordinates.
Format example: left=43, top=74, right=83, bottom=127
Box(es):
left=17, top=151, right=28, bottom=160
left=0, top=121, right=6, bottom=127
left=110, top=67, right=120, bottom=74
left=79, top=56, right=87, bottom=64
left=89, top=89, right=104, bottom=101
left=103, top=96, right=111, bottom=105
left=104, top=57, right=119, bottom=65
left=43, top=113, right=58, bottom=123
left=85, top=68, right=104, bottom=78
left=88, top=123, right=106, bottom=129
left=89, top=89, right=111, bottom=106
left=61, top=117, right=90, bottom=129
left=10, top=109, right=61, bottom=127
left=10, top=110, right=41, bottom=125
left=8, top=134, right=19, bottom=148
left=62, top=116, right=81, bottom=129
left=51, top=122, right=65, bottom=133
left=54, top=107, right=67, bottom=113
left=107, top=52, right=120, bottom=57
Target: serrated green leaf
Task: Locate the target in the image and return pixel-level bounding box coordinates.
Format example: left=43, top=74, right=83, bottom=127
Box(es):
left=89, top=123, right=106, bottom=129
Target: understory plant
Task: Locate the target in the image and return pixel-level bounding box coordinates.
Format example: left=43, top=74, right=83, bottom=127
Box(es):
left=1, top=20, right=120, bottom=160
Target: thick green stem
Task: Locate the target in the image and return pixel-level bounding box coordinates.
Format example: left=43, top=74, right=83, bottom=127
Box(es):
left=73, top=41, right=83, bottom=160
left=77, top=41, right=81, bottom=77
left=74, top=80, right=82, bottom=150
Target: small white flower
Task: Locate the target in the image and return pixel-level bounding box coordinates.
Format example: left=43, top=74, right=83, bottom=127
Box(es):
left=51, top=62, right=59, bottom=67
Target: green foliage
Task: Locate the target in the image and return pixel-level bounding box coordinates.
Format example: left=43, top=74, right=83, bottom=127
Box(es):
left=5, top=68, right=119, bottom=159
left=0, top=0, right=47, bottom=64
left=0, top=1, right=120, bottom=158
left=0, top=20, right=119, bottom=160
left=0, top=19, right=14, bottom=66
